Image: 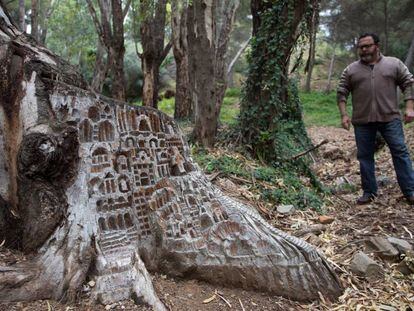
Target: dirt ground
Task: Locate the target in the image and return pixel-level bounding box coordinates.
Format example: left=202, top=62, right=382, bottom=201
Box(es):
left=1, top=125, right=414, bottom=310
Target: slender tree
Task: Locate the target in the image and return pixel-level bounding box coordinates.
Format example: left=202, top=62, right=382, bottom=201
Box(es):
left=86, top=0, right=131, bottom=100
left=188, top=0, right=239, bottom=147
left=30, top=0, right=57, bottom=44
left=31, top=0, right=39, bottom=40
left=405, top=33, right=414, bottom=70
left=304, top=0, right=319, bottom=92
left=171, top=0, right=192, bottom=119
left=18, top=0, right=25, bottom=32
left=138, top=0, right=171, bottom=108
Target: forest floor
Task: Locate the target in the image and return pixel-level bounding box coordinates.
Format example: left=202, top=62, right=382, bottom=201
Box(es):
left=1, top=125, right=414, bottom=311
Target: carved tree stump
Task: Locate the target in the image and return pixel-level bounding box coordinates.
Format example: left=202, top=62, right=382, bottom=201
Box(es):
left=0, top=5, right=342, bottom=310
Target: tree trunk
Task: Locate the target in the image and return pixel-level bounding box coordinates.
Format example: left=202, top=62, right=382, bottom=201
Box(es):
left=0, top=4, right=342, bottom=308
left=240, top=0, right=312, bottom=161
left=38, top=0, right=56, bottom=45
left=189, top=0, right=239, bottom=147
left=141, top=56, right=159, bottom=107
left=213, top=0, right=239, bottom=122
left=405, top=33, right=414, bottom=69
left=140, top=0, right=171, bottom=108
left=227, top=35, right=251, bottom=85
left=91, top=40, right=108, bottom=93
left=325, top=49, right=336, bottom=93
left=383, top=0, right=389, bottom=55
left=304, top=0, right=319, bottom=93
left=18, top=0, right=25, bottom=32
left=86, top=0, right=127, bottom=101
left=187, top=0, right=217, bottom=146
left=108, top=0, right=126, bottom=100
left=30, top=0, right=39, bottom=41
left=172, top=0, right=192, bottom=120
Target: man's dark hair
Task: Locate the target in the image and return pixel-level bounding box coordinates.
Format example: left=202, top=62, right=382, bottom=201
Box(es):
left=358, top=33, right=380, bottom=44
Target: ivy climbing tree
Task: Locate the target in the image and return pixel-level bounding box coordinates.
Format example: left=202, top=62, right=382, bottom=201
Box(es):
left=240, top=0, right=315, bottom=163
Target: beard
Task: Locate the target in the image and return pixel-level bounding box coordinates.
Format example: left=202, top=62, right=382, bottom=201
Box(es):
left=359, top=48, right=379, bottom=63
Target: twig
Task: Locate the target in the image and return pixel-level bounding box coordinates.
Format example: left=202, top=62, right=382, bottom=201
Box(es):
left=403, top=226, right=413, bottom=239
left=228, top=175, right=252, bottom=184
left=215, top=290, right=232, bottom=308
left=239, top=298, right=245, bottom=311
left=290, top=139, right=329, bottom=160
left=208, top=172, right=223, bottom=182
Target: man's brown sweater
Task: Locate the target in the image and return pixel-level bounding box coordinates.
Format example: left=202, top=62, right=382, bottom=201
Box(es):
left=337, top=55, right=414, bottom=124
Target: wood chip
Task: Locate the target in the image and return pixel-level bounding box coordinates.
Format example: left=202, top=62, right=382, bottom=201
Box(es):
left=202, top=294, right=216, bottom=304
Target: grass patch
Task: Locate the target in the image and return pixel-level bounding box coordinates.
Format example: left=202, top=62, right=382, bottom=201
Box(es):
left=133, top=89, right=354, bottom=128
left=157, top=98, right=175, bottom=117
left=299, top=91, right=352, bottom=127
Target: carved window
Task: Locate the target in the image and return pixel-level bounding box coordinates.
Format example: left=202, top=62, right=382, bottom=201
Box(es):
left=98, top=217, right=107, bottom=231
left=98, top=121, right=115, bottom=142
left=140, top=173, right=149, bottom=186
left=108, top=216, right=117, bottom=230
left=117, top=214, right=125, bottom=229
left=124, top=213, right=133, bottom=228
left=88, top=106, right=100, bottom=122
left=139, top=119, right=151, bottom=132
left=79, top=119, right=93, bottom=142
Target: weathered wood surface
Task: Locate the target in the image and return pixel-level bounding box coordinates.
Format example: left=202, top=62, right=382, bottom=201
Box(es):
left=0, top=4, right=342, bottom=310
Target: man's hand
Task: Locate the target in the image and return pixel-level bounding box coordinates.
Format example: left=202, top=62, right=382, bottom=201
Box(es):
left=405, top=109, right=414, bottom=123
left=405, top=100, right=414, bottom=123
left=341, top=114, right=351, bottom=130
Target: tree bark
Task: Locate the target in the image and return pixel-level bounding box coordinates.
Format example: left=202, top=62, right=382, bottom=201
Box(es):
left=189, top=0, right=239, bottom=147
left=86, top=0, right=127, bottom=101
left=172, top=0, right=192, bottom=120
left=304, top=0, right=319, bottom=93
left=140, top=0, right=172, bottom=108
left=91, top=40, right=108, bottom=93
left=213, top=0, right=239, bottom=122
left=405, top=33, right=414, bottom=69
left=383, top=0, right=389, bottom=55
left=325, top=49, right=336, bottom=93
left=227, top=35, right=251, bottom=85
left=30, top=0, right=39, bottom=41
left=108, top=0, right=126, bottom=100
left=38, top=0, right=56, bottom=44
left=240, top=0, right=312, bottom=160
left=18, top=0, right=25, bottom=32
left=0, top=3, right=342, bottom=308
left=187, top=0, right=217, bottom=146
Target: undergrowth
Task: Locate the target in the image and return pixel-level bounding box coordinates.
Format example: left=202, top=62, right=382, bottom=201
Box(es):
left=193, top=148, right=324, bottom=211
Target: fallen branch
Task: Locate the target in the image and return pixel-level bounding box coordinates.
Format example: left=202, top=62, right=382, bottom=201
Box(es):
left=290, top=139, right=329, bottom=160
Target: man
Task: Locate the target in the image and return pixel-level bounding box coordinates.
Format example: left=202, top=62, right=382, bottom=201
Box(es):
left=337, top=33, right=414, bottom=205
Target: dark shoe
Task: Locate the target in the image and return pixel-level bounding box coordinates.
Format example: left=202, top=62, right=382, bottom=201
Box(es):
left=406, top=195, right=414, bottom=205
left=356, top=193, right=376, bottom=205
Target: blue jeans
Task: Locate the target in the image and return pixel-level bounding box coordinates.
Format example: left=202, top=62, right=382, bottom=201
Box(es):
left=354, top=118, right=414, bottom=197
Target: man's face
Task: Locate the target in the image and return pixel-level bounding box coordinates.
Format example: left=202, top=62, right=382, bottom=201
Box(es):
left=357, top=36, right=379, bottom=63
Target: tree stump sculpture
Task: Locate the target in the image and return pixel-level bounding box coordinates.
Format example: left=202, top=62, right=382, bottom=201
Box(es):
left=0, top=5, right=342, bottom=310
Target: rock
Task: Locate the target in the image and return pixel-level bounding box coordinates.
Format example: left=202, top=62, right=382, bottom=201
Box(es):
left=318, top=215, right=334, bottom=224
left=88, top=280, right=95, bottom=288
left=349, top=251, right=383, bottom=279
left=365, top=237, right=399, bottom=260
left=387, top=237, right=413, bottom=255
left=396, top=260, right=414, bottom=275
left=294, top=224, right=326, bottom=237
left=306, top=233, right=323, bottom=247
left=276, top=204, right=295, bottom=214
